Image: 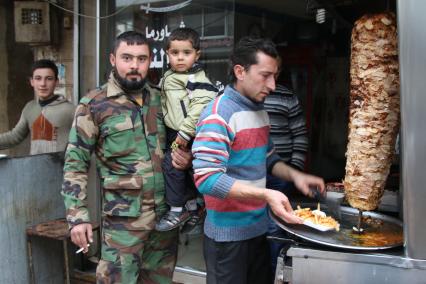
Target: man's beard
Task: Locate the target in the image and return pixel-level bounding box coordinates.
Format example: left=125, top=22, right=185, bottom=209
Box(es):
left=113, top=68, right=146, bottom=91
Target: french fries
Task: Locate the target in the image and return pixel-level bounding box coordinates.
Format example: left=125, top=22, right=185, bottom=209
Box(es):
left=294, top=205, right=340, bottom=231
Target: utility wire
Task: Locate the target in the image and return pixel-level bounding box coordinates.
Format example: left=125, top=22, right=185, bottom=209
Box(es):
left=46, top=0, right=231, bottom=38
left=45, top=0, right=136, bottom=19
left=45, top=0, right=226, bottom=20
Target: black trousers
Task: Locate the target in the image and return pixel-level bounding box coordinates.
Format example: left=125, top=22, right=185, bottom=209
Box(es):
left=203, top=234, right=272, bottom=284
left=162, top=127, right=197, bottom=207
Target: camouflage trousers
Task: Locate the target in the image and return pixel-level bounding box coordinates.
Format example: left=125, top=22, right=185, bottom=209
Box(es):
left=96, top=215, right=178, bottom=284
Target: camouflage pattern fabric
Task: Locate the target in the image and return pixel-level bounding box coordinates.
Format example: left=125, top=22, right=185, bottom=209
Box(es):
left=96, top=216, right=178, bottom=284
left=62, top=74, right=167, bottom=228
left=61, top=74, right=175, bottom=281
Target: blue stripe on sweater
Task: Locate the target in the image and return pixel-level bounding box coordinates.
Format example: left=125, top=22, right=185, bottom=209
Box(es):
left=206, top=207, right=267, bottom=227
left=197, top=172, right=221, bottom=195
left=226, top=165, right=266, bottom=180
left=196, top=140, right=228, bottom=150
left=195, top=123, right=231, bottom=137
left=228, top=146, right=268, bottom=166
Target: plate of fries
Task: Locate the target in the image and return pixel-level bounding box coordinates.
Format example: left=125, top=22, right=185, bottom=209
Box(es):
left=294, top=203, right=340, bottom=232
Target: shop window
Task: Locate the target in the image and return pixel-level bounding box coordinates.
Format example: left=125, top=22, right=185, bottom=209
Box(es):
left=98, top=0, right=234, bottom=85
left=202, top=6, right=228, bottom=38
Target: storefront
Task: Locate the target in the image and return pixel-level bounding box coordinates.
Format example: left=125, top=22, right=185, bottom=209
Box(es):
left=0, top=0, right=424, bottom=283
left=77, top=0, right=396, bottom=179
left=74, top=0, right=398, bottom=281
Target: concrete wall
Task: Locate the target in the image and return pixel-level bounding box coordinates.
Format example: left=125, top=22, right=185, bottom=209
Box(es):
left=0, top=1, right=34, bottom=157
left=80, top=0, right=97, bottom=95
left=0, top=153, right=67, bottom=283
left=33, top=0, right=75, bottom=102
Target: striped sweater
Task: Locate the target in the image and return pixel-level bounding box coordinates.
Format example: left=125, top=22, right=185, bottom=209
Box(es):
left=263, top=84, right=308, bottom=170
left=192, top=85, right=281, bottom=241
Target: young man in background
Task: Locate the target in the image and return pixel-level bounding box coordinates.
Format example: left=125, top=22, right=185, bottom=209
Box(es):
left=0, top=59, right=75, bottom=154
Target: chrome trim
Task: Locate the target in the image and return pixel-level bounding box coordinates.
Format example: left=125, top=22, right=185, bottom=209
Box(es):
left=398, top=0, right=426, bottom=260
left=96, top=0, right=100, bottom=87
left=72, top=0, right=79, bottom=104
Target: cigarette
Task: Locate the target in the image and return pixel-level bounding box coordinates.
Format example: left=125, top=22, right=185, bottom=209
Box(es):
left=75, top=244, right=90, bottom=254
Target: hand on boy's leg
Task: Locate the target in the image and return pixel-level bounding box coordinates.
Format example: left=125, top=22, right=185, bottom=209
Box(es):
left=174, top=135, right=189, bottom=148
left=171, top=147, right=193, bottom=170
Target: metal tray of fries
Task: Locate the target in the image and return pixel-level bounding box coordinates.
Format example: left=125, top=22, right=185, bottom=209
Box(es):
left=271, top=205, right=403, bottom=251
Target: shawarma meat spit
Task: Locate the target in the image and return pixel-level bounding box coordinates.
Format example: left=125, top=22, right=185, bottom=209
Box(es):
left=344, top=12, right=400, bottom=211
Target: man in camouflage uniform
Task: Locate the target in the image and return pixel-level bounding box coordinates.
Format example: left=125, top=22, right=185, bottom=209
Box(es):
left=61, top=31, right=191, bottom=283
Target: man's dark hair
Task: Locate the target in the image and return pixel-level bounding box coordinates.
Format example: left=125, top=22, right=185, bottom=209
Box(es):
left=166, top=27, right=200, bottom=50
left=31, top=59, right=58, bottom=79
left=112, top=31, right=151, bottom=54
left=228, top=36, right=279, bottom=83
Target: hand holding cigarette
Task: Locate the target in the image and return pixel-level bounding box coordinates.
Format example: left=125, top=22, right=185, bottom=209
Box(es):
left=70, top=223, right=93, bottom=254
left=76, top=244, right=90, bottom=254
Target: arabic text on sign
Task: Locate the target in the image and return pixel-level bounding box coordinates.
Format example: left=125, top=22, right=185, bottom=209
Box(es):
left=150, top=48, right=168, bottom=69
left=146, top=25, right=171, bottom=41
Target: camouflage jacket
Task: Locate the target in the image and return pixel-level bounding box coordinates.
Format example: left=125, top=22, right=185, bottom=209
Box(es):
left=61, top=75, right=167, bottom=229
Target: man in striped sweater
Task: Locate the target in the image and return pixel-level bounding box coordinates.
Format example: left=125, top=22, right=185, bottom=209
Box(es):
left=264, top=84, right=308, bottom=172
left=264, top=83, right=308, bottom=278
left=192, top=37, right=325, bottom=284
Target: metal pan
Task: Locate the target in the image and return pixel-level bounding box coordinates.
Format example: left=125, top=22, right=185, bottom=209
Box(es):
left=271, top=205, right=403, bottom=251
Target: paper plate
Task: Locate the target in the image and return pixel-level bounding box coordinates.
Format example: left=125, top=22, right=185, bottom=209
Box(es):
left=303, top=220, right=335, bottom=232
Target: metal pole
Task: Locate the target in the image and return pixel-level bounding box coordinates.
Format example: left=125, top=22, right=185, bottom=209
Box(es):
left=398, top=0, right=426, bottom=260
left=96, top=0, right=100, bottom=87
left=26, top=238, right=36, bottom=284
left=63, top=240, right=71, bottom=284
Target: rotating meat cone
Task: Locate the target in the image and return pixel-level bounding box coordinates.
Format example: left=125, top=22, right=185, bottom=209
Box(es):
left=344, top=12, right=400, bottom=211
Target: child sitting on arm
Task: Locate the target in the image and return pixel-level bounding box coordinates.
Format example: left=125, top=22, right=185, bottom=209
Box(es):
left=155, top=27, right=217, bottom=232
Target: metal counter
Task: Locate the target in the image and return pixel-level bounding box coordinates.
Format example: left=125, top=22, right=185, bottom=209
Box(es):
left=287, top=246, right=426, bottom=284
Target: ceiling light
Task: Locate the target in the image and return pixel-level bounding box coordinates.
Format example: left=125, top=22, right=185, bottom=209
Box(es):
left=316, top=8, right=326, bottom=24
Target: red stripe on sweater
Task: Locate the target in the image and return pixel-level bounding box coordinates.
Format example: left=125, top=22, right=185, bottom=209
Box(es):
left=204, top=195, right=267, bottom=212
left=232, top=126, right=269, bottom=151
left=212, top=96, right=221, bottom=113
left=195, top=136, right=228, bottom=143
left=194, top=173, right=212, bottom=187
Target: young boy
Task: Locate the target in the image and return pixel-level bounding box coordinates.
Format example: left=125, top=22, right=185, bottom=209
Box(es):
left=156, top=27, right=217, bottom=232
left=0, top=59, right=75, bottom=155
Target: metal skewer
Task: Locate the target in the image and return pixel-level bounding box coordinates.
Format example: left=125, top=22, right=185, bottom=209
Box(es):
left=353, top=209, right=364, bottom=234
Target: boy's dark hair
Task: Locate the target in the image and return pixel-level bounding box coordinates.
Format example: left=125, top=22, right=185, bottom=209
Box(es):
left=31, top=59, right=58, bottom=79
left=166, top=27, right=200, bottom=50
left=228, top=36, right=279, bottom=83
left=112, top=31, right=151, bottom=54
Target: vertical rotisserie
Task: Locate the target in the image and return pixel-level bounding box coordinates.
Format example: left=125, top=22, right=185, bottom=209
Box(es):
left=344, top=12, right=400, bottom=211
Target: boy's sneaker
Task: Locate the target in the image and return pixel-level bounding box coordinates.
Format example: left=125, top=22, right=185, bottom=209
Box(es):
left=155, top=210, right=191, bottom=231
left=180, top=207, right=206, bottom=234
